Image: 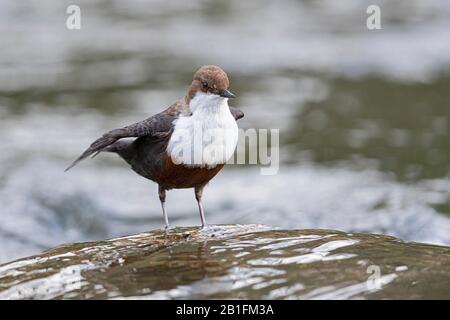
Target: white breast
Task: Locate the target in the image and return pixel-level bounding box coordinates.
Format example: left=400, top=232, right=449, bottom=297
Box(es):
left=167, top=92, right=239, bottom=168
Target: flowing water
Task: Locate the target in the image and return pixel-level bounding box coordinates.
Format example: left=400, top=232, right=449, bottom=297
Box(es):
left=1, top=225, right=449, bottom=299
left=0, top=0, right=450, bottom=264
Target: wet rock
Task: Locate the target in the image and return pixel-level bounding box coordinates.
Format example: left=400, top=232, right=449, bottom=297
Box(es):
left=0, top=224, right=449, bottom=299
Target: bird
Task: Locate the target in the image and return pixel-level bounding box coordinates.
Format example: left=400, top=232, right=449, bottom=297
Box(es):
left=65, top=65, right=244, bottom=229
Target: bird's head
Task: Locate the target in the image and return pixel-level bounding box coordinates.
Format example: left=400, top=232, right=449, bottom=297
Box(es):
left=186, top=65, right=236, bottom=104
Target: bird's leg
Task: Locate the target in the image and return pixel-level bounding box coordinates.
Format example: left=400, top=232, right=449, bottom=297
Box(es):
left=195, top=186, right=207, bottom=228
left=158, top=185, right=169, bottom=230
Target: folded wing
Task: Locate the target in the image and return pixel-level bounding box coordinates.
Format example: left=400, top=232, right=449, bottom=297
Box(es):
left=65, top=104, right=182, bottom=171
left=229, top=107, right=244, bottom=121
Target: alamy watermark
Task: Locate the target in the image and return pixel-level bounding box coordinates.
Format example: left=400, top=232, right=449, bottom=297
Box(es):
left=366, top=265, right=382, bottom=290
left=168, top=126, right=280, bottom=175
left=66, top=4, right=382, bottom=31
left=66, top=5, right=81, bottom=30
left=367, top=5, right=381, bottom=30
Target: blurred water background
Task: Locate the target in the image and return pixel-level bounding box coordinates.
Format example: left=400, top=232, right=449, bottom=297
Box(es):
left=0, top=0, right=449, bottom=263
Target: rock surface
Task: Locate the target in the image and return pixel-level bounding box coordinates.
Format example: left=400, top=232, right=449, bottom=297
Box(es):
left=0, top=224, right=449, bottom=299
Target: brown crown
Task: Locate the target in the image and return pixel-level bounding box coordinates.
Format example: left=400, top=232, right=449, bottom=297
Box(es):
left=186, top=65, right=230, bottom=102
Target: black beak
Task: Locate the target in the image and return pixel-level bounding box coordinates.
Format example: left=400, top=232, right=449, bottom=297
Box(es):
left=220, top=89, right=236, bottom=99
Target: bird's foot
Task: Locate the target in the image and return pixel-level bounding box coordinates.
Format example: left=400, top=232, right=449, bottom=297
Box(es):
left=197, top=224, right=229, bottom=237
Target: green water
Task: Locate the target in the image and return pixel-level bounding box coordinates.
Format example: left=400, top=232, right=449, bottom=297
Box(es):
left=286, top=75, right=450, bottom=182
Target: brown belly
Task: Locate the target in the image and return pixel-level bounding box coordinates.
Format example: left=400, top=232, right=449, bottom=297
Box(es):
left=155, top=155, right=225, bottom=189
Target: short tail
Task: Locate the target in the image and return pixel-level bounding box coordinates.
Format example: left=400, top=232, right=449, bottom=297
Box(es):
left=64, top=149, right=101, bottom=172
left=64, top=133, right=121, bottom=172
left=64, top=137, right=133, bottom=172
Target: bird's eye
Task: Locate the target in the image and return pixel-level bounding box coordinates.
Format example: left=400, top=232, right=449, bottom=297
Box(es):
left=202, top=82, right=208, bottom=88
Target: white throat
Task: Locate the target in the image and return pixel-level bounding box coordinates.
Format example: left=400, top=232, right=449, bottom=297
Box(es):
left=167, top=92, right=239, bottom=167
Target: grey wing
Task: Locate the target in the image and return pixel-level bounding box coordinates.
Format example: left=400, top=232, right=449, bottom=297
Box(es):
left=65, top=112, right=175, bottom=171
left=229, top=107, right=244, bottom=120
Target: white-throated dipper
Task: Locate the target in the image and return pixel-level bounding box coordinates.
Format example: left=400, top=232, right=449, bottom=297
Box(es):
left=66, top=65, right=244, bottom=229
